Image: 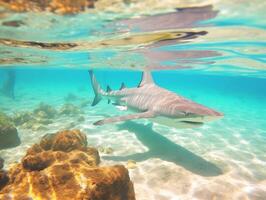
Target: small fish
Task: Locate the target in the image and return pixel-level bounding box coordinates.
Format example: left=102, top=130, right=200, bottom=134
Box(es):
left=89, top=70, right=223, bottom=128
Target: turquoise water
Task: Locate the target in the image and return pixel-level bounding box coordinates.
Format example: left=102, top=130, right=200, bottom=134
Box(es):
left=1, top=2, right=266, bottom=199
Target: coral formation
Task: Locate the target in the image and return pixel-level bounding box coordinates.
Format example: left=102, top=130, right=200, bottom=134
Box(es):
left=0, top=112, right=21, bottom=150
left=0, top=129, right=135, bottom=200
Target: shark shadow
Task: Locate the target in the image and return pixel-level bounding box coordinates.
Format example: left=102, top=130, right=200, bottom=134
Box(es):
left=103, top=121, right=223, bottom=177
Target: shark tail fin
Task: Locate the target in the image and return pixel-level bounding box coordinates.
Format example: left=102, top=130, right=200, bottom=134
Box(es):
left=89, top=70, right=102, bottom=106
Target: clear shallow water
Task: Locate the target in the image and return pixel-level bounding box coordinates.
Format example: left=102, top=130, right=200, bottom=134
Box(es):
left=0, top=1, right=266, bottom=199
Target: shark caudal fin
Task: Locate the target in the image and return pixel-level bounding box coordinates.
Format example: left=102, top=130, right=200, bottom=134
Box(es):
left=89, top=70, right=103, bottom=106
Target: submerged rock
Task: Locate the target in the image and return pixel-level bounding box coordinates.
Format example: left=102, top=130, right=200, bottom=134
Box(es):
left=2, top=20, right=25, bottom=27
left=127, top=160, right=137, bottom=169
left=64, top=93, right=78, bottom=102
left=77, top=115, right=85, bottom=122
left=12, top=103, right=56, bottom=130
left=0, top=158, right=3, bottom=170
left=0, top=170, right=8, bottom=191
left=34, top=102, right=57, bottom=119
left=0, top=156, right=8, bottom=190
left=0, top=112, right=21, bottom=150
left=0, top=129, right=135, bottom=200
left=12, top=111, right=33, bottom=126
left=80, top=100, right=91, bottom=108
left=59, top=103, right=81, bottom=116
left=39, top=129, right=88, bottom=152
left=98, top=146, right=114, bottom=154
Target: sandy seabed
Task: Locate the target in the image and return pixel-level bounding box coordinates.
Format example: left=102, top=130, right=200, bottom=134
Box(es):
left=0, top=84, right=266, bottom=200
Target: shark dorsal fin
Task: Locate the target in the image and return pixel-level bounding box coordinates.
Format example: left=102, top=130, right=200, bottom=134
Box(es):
left=106, top=85, right=112, bottom=92
left=138, top=70, right=154, bottom=87
left=120, top=82, right=126, bottom=90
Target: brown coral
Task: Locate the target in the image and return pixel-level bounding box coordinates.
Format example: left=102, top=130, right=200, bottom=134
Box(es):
left=0, top=129, right=135, bottom=200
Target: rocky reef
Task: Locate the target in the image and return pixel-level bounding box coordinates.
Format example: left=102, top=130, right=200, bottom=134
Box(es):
left=0, top=129, right=135, bottom=200
left=0, top=112, right=21, bottom=150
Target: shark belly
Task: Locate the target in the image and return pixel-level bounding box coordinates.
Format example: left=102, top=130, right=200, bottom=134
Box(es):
left=151, top=116, right=204, bottom=129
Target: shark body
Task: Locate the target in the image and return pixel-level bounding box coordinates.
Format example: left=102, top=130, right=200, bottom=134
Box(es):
left=89, top=70, right=223, bottom=127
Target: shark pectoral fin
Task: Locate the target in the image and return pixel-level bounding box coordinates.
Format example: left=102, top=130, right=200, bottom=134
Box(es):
left=93, top=111, right=155, bottom=126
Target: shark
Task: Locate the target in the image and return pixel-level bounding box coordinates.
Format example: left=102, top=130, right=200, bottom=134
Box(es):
left=89, top=70, right=223, bottom=127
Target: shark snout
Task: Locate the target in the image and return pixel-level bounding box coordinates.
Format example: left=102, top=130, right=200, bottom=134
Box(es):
left=179, top=103, right=223, bottom=123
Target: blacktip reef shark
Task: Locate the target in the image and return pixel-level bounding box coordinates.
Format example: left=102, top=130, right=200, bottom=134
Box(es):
left=89, top=70, right=223, bottom=127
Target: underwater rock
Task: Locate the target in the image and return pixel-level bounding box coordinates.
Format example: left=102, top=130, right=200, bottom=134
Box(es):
left=0, top=158, right=3, bottom=170
left=35, top=118, right=53, bottom=125
left=98, top=146, right=114, bottom=154
left=31, top=124, right=47, bottom=131
left=64, top=93, right=78, bottom=102
left=2, top=20, right=25, bottom=27
left=0, top=129, right=135, bottom=200
left=65, top=121, right=77, bottom=129
left=127, top=160, right=137, bottom=169
left=0, top=0, right=96, bottom=14
left=0, top=112, right=21, bottom=150
left=34, top=102, right=57, bottom=119
left=105, top=147, right=114, bottom=154
left=12, top=103, right=56, bottom=130
left=12, top=111, right=33, bottom=126
left=77, top=115, right=85, bottom=122
left=80, top=100, right=91, bottom=108
left=0, top=170, right=8, bottom=191
left=39, top=129, right=88, bottom=152
left=59, top=103, right=81, bottom=116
